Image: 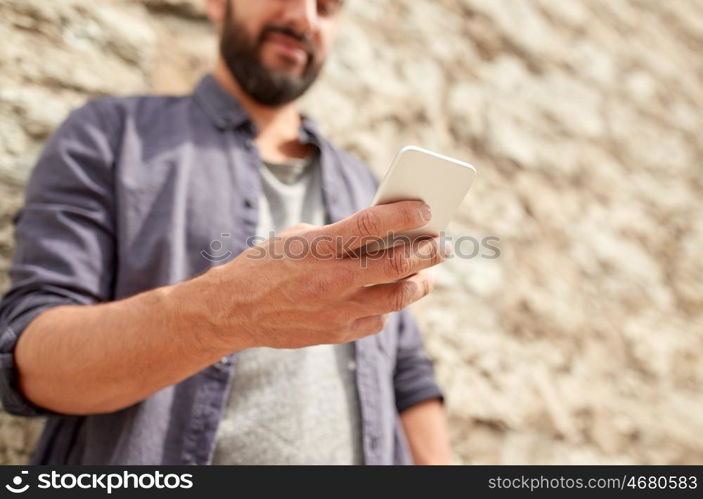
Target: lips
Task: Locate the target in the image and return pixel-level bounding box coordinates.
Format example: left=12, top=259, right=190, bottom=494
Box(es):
left=264, top=32, right=309, bottom=65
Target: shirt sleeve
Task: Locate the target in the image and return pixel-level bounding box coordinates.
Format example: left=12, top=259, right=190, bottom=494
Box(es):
left=393, top=308, right=444, bottom=413
left=0, top=101, right=117, bottom=417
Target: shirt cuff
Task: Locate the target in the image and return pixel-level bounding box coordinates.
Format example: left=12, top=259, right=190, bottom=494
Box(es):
left=0, top=296, right=72, bottom=417
left=395, top=378, right=445, bottom=414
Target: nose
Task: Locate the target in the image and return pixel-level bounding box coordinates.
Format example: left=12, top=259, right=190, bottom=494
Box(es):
left=280, top=0, right=319, bottom=38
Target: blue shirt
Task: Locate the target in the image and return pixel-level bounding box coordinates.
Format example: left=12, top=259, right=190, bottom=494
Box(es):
left=0, top=74, right=443, bottom=465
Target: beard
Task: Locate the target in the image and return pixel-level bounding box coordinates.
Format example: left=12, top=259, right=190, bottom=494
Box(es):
left=219, top=1, right=324, bottom=107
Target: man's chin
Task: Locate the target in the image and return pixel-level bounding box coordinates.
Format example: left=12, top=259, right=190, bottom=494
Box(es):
left=260, top=46, right=310, bottom=74
left=271, top=68, right=305, bottom=83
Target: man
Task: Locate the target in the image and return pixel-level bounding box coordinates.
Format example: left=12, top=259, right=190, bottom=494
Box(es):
left=0, top=0, right=452, bottom=465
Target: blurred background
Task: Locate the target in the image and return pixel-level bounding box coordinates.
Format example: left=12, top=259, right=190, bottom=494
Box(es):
left=1, top=0, right=702, bottom=464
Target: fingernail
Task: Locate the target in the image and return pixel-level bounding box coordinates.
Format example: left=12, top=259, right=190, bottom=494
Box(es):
left=420, top=204, right=432, bottom=222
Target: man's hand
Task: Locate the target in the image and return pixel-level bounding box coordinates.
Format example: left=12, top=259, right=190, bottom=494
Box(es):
left=201, top=200, right=449, bottom=350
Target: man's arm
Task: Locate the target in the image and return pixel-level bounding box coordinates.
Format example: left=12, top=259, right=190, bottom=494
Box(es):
left=14, top=274, right=246, bottom=415
left=391, top=308, right=452, bottom=464
left=400, top=398, right=453, bottom=465
left=12, top=207, right=445, bottom=415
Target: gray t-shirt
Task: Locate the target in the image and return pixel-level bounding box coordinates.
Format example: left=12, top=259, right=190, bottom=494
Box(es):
left=211, top=152, right=364, bottom=464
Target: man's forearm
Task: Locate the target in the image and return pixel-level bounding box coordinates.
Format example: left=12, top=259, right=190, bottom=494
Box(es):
left=14, top=270, right=247, bottom=415
left=400, top=398, right=453, bottom=465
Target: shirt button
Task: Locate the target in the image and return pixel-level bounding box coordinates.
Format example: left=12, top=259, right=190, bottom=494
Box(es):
left=244, top=198, right=254, bottom=209
left=347, top=360, right=357, bottom=371
left=369, top=436, right=379, bottom=450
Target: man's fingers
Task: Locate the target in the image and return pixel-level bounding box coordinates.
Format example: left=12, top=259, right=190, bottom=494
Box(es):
left=311, top=201, right=432, bottom=256
left=344, top=237, right=449, bottom=286
left=349, top=271, right=435, bottom=316
left=343, top=270, right=436, bottom=339
left=346, top=314, right=389, bottom=339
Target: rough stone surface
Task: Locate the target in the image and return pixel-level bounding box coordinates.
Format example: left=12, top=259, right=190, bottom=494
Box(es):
left=0, top=0, right=702, bottom=464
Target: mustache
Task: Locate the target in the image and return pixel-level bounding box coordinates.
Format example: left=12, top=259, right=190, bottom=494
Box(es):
left=259, top=25, right=315, bottom=58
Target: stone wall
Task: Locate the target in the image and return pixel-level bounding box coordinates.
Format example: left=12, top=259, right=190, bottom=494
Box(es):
left=1, top=0, right=702, bottom=464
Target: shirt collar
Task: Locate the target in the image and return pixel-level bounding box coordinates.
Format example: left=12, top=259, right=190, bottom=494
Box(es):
left=193, top=74, right=250, bottom=131
left=193, top=73, right=324, bottom=145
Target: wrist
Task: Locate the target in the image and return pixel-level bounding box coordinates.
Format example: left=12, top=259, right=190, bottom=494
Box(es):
left=167, top=265, right=259, bottom=356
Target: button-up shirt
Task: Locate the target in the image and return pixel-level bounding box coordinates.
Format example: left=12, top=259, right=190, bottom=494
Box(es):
left=0, top=74, right=443, bottom=465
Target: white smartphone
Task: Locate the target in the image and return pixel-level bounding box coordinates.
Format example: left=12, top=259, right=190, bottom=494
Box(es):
left=370, top=146, right=477, bottom=245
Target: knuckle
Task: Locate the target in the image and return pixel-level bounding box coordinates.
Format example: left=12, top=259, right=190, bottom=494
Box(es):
left=392, top=281, right=417, bottom=311
left=356, top=210, right=383, bottom=238
left=336, top=320, right=356, bottom=340
left=370, top=316, right=386, bottom=334
left=336, top=326, right=354, bottom=342
left=387, top=250, right=412, bottom=277
left=358, top=315, right=385, bottom=335
left=421, top=240, right=441, bottom=265
left=318, top=315, right=351, bottom=342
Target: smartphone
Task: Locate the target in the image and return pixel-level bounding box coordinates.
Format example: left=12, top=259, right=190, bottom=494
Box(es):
left=370, top=146, right=477, bottom=247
